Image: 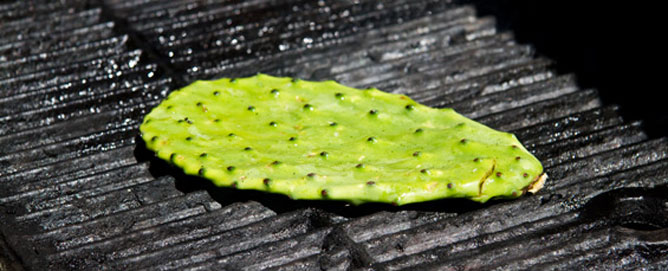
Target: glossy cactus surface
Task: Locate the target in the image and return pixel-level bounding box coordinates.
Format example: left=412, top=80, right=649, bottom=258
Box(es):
left=140, top=74, right=545, bottom=205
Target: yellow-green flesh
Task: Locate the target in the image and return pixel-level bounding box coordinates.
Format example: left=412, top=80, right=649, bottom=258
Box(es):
left=140, top=74, right=544, bottom=205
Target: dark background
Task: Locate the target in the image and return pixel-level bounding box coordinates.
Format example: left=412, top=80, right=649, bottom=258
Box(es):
left=468, top=0, right=667, bottom=138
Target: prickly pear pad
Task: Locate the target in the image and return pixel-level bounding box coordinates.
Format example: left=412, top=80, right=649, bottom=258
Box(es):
left=140, top=74, right=545, bottom=205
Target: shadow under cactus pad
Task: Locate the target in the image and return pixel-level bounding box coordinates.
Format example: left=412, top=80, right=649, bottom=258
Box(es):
left=139, top=74, right=544, bottom=205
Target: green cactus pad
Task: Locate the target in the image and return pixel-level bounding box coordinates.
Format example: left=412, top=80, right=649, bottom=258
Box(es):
left=140, top=74, right=545, bottom=205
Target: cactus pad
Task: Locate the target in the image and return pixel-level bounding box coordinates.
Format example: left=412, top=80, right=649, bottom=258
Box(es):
left=140, top=74, right=545, bottom=205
